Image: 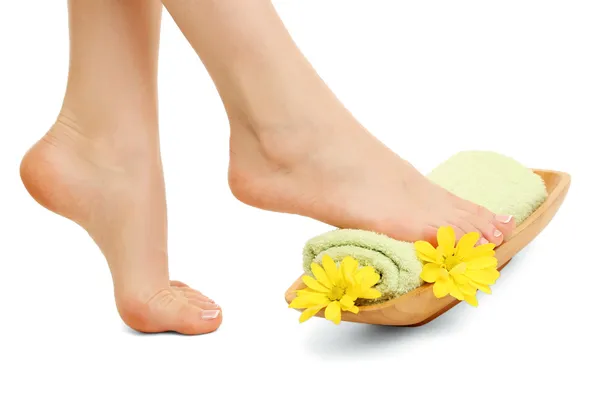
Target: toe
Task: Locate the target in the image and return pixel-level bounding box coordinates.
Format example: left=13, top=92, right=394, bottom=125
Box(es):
left=119, top=290, right=222, bottom=335
left=421, top=225, right=439, bottom=245
left=162, top=299, right=222, bottom=335
left=462, top=212, right=504, bottom=245
left=450, top=218, right=478, bottom=238
left=170, top=280, right=189, bottom=288
left=454, top=198, right=494, bottom=221
left=448, top=217, right=497, bottom=245
left=177, top=287, right=215, bottom=303
left=455, top=200, right=515, bottom=245
left=492, top=214, right=516, bottom=239
left=422, top=222, right=466, bottom=246
left=187, top=298, right=220, bottom=310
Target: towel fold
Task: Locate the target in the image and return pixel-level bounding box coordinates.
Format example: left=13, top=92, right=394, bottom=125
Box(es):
left=302, top=151, right=548, bottom=301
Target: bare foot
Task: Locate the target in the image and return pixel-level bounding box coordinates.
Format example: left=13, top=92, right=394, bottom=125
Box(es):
left=157, top=0, right=515, bottom=246
left=20, top=114, right=221, bottom=335
left=228, top=117, right=515, bottom=245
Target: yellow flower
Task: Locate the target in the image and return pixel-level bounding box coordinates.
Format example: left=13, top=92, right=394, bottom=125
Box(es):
left=415, top=226, right=500, bottom=307
left=289, top=255, right=382, bottom=324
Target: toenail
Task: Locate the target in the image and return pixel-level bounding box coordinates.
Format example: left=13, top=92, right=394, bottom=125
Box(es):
left=495, top=214, right=513, bottom=224
left=478, top=237, right=489, bottom=245
left=201, top=310, right=221, bottom=320
left=493, top=228, right=503, bottom=238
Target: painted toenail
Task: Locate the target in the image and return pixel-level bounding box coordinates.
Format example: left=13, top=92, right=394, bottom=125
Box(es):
left=493, top=229, right=503, bottom=238
left=201, top=310, right=221, bottom=320
left=495, top=214, right=513, bottom=224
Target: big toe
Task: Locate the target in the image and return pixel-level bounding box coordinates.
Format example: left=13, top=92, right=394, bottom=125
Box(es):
left=492, top=214, right=517, bottom=240
left=119, top=290, right=222, bottom=335
left=455, top=200, right=516, bottom=245
left=162, top=299, right=222, bottom=335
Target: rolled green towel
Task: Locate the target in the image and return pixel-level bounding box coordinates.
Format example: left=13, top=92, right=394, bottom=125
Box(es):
left=302, top=151, right=548, bottom=302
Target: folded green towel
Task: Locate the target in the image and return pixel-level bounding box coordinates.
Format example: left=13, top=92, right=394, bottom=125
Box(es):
left=302, top=151, right=548, bottom=302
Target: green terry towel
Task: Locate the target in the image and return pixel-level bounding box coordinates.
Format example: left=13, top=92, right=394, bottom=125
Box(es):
left=302, top=151, right=548, bottom=302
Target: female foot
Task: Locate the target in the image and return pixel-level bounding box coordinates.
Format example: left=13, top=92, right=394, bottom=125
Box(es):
left=228, top=119, right=515, bottom=245
left=19, top=0, right=221, bottom=335
left=163, top=0, right=516, bottom=245
left=21, top=116, right=222, bottom=335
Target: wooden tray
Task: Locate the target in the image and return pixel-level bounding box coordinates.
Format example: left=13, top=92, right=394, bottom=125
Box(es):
left=285, top=170, right=571, bottom=326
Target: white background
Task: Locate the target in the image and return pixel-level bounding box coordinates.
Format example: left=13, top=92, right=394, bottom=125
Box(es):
left=1, top=1, right=598, bottom=396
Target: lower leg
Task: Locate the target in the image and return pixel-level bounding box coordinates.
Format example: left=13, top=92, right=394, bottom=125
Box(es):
left=163, top=0, right=515, bottom=244
left=21, top=0, right=221, bottom=334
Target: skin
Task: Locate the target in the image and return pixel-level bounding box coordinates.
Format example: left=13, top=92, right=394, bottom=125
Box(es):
left=20, top=0, right=221, bottom=335
left=20, top=0, right=515, bottom=335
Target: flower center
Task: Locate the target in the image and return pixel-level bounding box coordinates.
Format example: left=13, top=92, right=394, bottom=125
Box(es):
left=439, top=253, right=464, bottom=273
left=444, top=255, right=461, bottom=267
left=440, top=257, right=467, bottom=274
left=328, top=286, right=345, bottom=301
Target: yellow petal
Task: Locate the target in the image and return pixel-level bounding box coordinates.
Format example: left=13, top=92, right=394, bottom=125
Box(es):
left=449, top=262, right=467, bottom=276
left=353, top=266, right=376, bottom=281
left=355, top=267, right=380, bottom=288
left=357, top=288, right=382, bottom=300
left=464, top=294, right=479, bottom=307
left=363, top=266, right=380, bottom=278
left=456, top=280, right=477, bottom=296
left=449, top=281, right=464, bottom=300
left=301, top=275, right=330, bottom=293
left=339, top=294, right=356, bottom=308
left=452, top=272, right=469, bottom=285
left=468, top=280, right=492, bottom=294
left=421, top=263, right=442, bottom=283
left=433, top=277, right=451, bottom=298
left=437, top=226, right=456, bottom=257
left=462, top=244, right=496, bottom=261
left=456, top=232, right=480, bottom=258
left=289, top=297, right=309, bottom=309
left=466, top=268, right=500, bottom=285
left=295, top=290, right=327, bottom=297
left=438, top=267, right=450, bottom=280
left=299, top=304, right=327, bottom=323
left=466, top=256, right=498, bottom=270
left=289, top=291, right=330, bottom=309
left=324, top=301, right=342, bottom=325
left=415, top=241, right=441, bottom=263
left=340, top=256, right=359, bottom=285
left=322, top=255, right=341, bottom=286
left=310, top=263, right=332, bottom=289
left=491, top=269, right=500, bottom=282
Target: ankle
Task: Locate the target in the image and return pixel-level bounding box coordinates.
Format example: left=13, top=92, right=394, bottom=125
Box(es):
left=51, top=108, right=161, bottom=168
left=227, top=118, right=371, bottom=213
left=62, top=82, right=159, bottom=131
left=229, top=108, right=370, bottom=169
